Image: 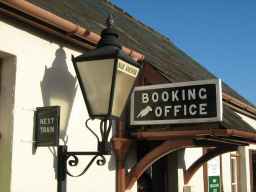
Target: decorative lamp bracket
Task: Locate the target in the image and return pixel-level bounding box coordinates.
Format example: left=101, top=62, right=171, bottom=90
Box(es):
left=57, top=118, right=113, bottom=191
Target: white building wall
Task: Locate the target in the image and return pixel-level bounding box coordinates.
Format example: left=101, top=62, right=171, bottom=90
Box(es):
left=184, top=148, right=204, bottom=192
left=237, top=112, right=256, bottom=192
left=238, top=144, right=256, bottom=192
left=221, top=152, right=232, bottom=192
left=0, top=14, right=119, bottom=192
left=182, top=113, right=256, bottom=192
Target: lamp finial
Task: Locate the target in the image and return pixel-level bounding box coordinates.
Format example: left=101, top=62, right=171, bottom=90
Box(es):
left=106, top=13, right=114, bottom=27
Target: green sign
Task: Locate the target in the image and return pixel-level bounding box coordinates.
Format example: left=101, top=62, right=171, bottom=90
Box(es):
left=209, top=176, right=220, bottom=192
left=208, top=156, right=221, bottom=192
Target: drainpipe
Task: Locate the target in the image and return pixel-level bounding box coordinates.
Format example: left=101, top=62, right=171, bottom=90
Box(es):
left=0, top=0, right=145, bottom=62
left=112, top=137, right=135, bottom=192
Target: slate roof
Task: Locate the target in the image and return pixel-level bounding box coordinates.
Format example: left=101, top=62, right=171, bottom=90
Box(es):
left=221, top=105, right=256, bottom=133
left=26, top=0, right=254, bottom=108
left=22, top=0, right=255, bottom=133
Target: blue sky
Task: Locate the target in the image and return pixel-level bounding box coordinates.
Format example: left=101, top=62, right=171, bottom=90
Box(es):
left=109, top=0, right=256, bottom=106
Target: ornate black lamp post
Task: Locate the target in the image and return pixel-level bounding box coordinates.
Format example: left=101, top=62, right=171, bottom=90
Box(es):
left=57, top=14, right=143, bottom=191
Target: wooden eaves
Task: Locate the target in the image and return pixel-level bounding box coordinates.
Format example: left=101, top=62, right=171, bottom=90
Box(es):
left=124, top=121, right=256, bottom=189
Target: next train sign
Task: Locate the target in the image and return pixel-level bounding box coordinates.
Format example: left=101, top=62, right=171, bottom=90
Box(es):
left=130, top=79, right=222, bottom=125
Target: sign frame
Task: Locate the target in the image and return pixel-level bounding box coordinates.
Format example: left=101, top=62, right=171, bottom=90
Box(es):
left=130, top=79, right=222, bottom=125
left=34, top=106, right=60, bottom=147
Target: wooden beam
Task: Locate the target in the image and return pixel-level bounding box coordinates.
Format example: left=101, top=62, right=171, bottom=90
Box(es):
left=184, top=146, right=237, bottom=185
left=125, top=139, right=194, bottom=190
left=140, top=62, right=169, bottom=85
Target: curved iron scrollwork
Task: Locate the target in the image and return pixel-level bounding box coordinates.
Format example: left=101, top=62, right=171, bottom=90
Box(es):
left=86, top=118, right=100, bottom=143
left=86, top=118, right=112, bottom=153
left=64, top=153, right=106, bottom=177
left=58, top=118, right=113, bottom=179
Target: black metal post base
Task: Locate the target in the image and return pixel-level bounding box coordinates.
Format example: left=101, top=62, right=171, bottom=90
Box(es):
left=57, top=146, right=67, bottom=192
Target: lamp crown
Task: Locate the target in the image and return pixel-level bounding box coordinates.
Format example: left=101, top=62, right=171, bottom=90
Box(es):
left=97, top=14, right=122, bottom=49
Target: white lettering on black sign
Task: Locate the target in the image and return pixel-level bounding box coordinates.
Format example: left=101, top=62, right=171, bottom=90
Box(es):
left=39, top=118, right=55, bottom=133
left=140, top=88, right=208, bottom=117
left=130, top=79, right=222, bottom=125
left=35, top=106, right=60, bottom=147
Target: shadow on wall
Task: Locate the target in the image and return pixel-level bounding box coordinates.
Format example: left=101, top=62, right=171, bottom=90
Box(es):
left=40, top=46, right=77, bottom=143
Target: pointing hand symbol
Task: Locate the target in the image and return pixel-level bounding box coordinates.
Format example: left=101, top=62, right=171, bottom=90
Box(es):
left=137, top=106, right=152, bottom=118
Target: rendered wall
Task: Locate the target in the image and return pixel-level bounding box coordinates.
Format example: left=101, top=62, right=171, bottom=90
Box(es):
left=237, top=112, right=256, bottom=192
left=221, top=152, right=232, bottom=192
left=183, top=147, right=240, bottom=192
left=0, top=13, right=120, bottom=192
left=184, top=148, right=204, bottom=192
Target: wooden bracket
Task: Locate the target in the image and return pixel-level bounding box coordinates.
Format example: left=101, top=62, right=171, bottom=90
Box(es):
left=125, top=139, right=194, bottom=190
left=184, top=146, right=237, bottom=184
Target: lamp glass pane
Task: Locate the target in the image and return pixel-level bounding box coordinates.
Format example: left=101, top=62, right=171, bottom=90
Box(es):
left=77, top=59, right=115, bottom=115
left=112, top=59, right=140, bottom=117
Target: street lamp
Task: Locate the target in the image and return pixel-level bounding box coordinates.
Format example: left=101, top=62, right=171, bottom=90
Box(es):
left=57, top=14, right=143, bottom=190
left=72, top=14, right=142, bottom=120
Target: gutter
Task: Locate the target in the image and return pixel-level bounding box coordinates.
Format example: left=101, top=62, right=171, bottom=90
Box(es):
left=131, top=129, right=256, bottom=142
left=0, top=0, right=145, bottom=62
left=222, top=93, right=256, bottom=119
left=223, top=93, right=256, bottom=113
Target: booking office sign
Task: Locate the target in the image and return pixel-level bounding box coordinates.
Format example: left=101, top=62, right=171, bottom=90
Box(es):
left=131, top=79, right=222, bottom=125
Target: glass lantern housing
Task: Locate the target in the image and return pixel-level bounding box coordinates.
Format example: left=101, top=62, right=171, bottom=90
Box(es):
left=72, top=15, right=142, bottom=120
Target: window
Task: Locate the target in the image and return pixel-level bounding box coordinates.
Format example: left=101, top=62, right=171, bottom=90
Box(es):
left=230, top=151, right=240, bottom=192
left=250, top=150, right=256, bottom=192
